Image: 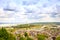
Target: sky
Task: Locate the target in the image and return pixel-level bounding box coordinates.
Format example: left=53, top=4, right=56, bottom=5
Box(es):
left=0, top=0, right=60, bottom=24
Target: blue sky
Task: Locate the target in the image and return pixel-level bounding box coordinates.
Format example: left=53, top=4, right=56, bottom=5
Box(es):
left=0, top=0, right=60, bottom=24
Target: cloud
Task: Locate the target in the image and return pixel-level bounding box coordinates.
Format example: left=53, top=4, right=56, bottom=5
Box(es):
left=0, top=0, right=60, bottom=24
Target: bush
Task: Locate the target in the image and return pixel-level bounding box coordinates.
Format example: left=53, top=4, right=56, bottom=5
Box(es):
left=0, top=38, right=5, bottom=40
left=7, top=33, right=16, bottom=40
left=37, top=34, right=48, bottom=40
left=27, top=37, right=33, bottom=40
left=0, top=28, right=9, bottom=40
left=56, top=36, right=60, bottom=40
left=24, top=32, right=28, bottom=37
left=0, top=28, right=16, bottom=40
left=20, top=36, right=26, bottom=40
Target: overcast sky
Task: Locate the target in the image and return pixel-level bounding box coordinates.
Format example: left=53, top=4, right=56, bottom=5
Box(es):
left=0, top=0, right=60, bottom=24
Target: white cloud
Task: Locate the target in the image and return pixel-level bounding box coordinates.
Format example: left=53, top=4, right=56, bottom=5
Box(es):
left=0, top=0, right=60, bottom=24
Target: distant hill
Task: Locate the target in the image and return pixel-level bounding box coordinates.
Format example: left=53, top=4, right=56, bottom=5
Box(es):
left=30, top=22, right=60, bottom=25
left=0, top=22, right=60, bottom=25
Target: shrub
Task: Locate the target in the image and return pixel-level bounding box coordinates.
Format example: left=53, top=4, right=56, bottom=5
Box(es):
left=0, top=38, right=5, bottom=40
left=37, top=34, right=48, bottom=40
left=0, top=28, right=16, bottom=40
left=56, top=36, right=60, bottom=40
left=27, top=37, right=33, bottom=40
left=20, top=36, right=26, bottom=40
left=24, top=32, right=28, bottom=37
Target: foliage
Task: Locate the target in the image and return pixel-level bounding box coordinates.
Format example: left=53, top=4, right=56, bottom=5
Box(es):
left=27, top=37, right=33, bottom=40
left=0, top=37, right=5, bottom=40
left=56, top=36, right=60, bottom=40
left=0, top=28, right=16, bottom=40
left=0, top=28, right=9, bottom=40
left=12, top=24, right=35, bottom=28
left=7, top=33, right=16, bottom=40
left=37, top=34, right=48, bottom=40
left=24, top=32, right=28, bottom=37
left=19, top=36, right=26, bottom=40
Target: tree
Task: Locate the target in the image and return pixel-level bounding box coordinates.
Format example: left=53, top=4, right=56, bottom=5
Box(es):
left=0, top=28, right=9, bottom=40
left=56, top=36, right=60, bottom=40
left=37, top=34, right=48, bottom=40
left=0, top=28, right=16, bottom=40
left=0, top=38, right=5, bottom=40
left=24, top=32, right=28, bottom=37
left=20, top=36, right=26, bottom=40
left=27, top=37, right=33, bottom=40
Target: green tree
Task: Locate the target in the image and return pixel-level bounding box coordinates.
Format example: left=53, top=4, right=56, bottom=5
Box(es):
left=0, top=28, right=16, bottom=40
left=56, top=36, right=60, bottom=40
left=20, top=36, right=26, bottom=40
left=24, top=32, right=28, bottom=37
left=0, top=37, right=5, bottom=40
left=0, top=28, right=9, bottom=40
left=37, top=34, right=48, bottom=40
left=27, top=37, right=33, bottom=40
